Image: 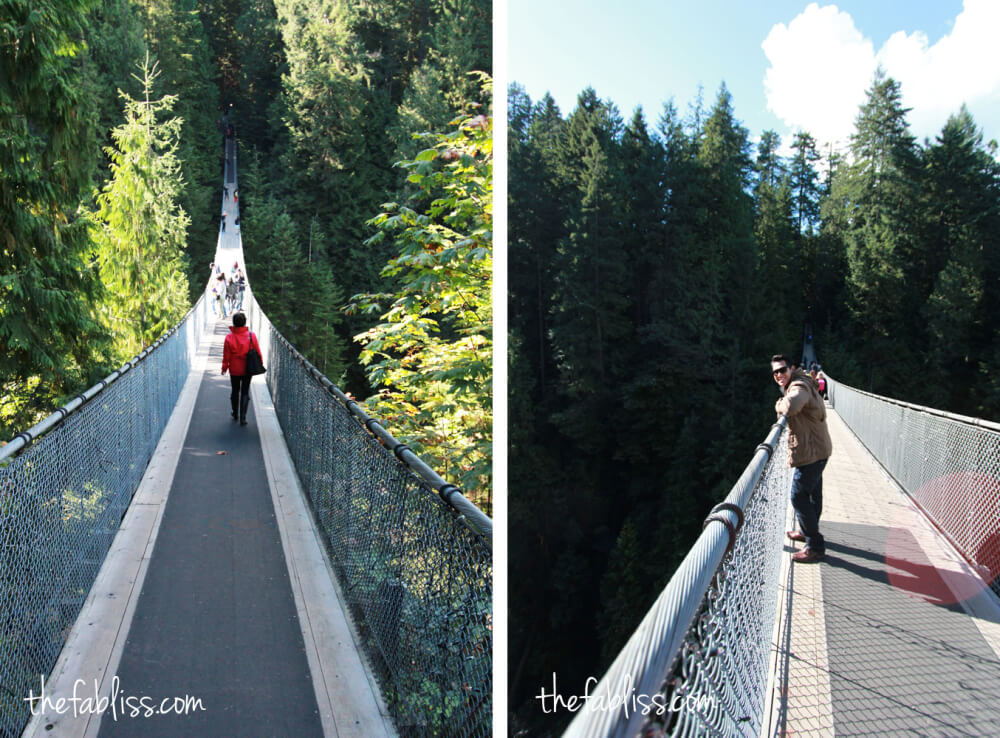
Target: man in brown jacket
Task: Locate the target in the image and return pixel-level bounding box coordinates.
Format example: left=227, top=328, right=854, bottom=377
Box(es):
left=772, top=354, right=833, bottom=563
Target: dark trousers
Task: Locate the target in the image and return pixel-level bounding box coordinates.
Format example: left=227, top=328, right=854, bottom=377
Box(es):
left=230, top=374, right=252, bottom=416
left=791, top=458, right=827, bottom=553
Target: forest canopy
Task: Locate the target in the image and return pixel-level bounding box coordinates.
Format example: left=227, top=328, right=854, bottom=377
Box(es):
left=0, top=0, right=492, bottom=507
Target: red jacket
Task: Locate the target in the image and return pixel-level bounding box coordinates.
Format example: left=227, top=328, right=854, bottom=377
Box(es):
left=222, top=326, right=261, bottom=376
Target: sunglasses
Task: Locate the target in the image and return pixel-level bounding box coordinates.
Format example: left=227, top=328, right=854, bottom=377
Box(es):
left=772, top=366, right=790, bottom=376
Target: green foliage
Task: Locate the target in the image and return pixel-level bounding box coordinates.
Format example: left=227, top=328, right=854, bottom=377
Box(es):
left=389, top=0, right=491, bottom=161
left=0, top=0, right=106, bottom=437
left=349, top=105, right=492, bottom=510
left=789, top=130, right=822, bottom=235
left=88, top=57, right=191, bottom=361
left=271, top=0, right=382, bottom=282
left=139, top=0, right=221, bottom=296
left=238, top=151, right=350, bottom=383
left=754, top=132, right=800, bottom=353
left=508, top=83, right=780, bottom=735
left=84, top=0, right=147, bottom=147
left=919, top=106, right=1000, bottom=411
left=837, top=70, right=921, bottom=369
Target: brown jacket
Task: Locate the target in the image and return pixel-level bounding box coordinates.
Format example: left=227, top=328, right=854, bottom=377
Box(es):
left=775, top=369, right=833, bottom=467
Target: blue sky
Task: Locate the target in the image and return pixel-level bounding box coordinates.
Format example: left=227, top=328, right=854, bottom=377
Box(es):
left=507, top=1, right=1000, bottom=154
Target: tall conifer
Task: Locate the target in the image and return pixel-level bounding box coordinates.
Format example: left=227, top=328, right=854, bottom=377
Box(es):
left=0, top=0, right=104, bottom=435
left=89, top=58, right=191, bottom=359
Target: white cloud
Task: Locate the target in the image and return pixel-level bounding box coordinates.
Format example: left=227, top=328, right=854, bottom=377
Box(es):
left=762, top=0, right=1000, bottom=152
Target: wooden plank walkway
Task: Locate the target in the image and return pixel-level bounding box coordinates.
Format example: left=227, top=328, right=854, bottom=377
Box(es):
left=768, top=406, right=1000, bottom=736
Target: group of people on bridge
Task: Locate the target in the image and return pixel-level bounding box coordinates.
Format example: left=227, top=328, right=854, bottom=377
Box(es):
left=209, top=261, right=245, bottom=319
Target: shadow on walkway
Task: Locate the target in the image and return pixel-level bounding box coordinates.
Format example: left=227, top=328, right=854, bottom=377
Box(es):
left=818, top=520, right=1000, bottom=736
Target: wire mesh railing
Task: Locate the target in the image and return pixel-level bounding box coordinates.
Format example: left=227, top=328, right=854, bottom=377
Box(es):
left=564, top=418, right=792, bottom=738
left=242, top=289, right=493, bottom=738
left=0, top=294, right=211, bottom=738
left=826, top=375, right=1000, bottom=597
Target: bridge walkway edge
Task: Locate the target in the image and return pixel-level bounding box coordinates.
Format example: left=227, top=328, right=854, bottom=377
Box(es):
left=21, top=309, right=213, bottom=738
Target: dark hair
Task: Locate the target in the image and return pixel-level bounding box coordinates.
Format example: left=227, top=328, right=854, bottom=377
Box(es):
left=233, top=312, right=247, bottom=327
left=771, top=354, right=794, bottom=367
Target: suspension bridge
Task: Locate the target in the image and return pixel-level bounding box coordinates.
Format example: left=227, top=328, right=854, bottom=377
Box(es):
left=0, top=135, right=492, bottom=737
left=565, top=364, right=1000, bottom=736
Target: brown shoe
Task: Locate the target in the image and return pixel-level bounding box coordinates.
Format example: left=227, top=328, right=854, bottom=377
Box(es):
left=786, top=530, right=806, bottom=542
left=792, top=549, right=824, bottom=563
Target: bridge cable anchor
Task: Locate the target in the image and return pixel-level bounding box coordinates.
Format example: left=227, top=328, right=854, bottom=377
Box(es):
left=438, top=484, right=462, bottom=505
left=756, top=441, right=775, bottom=459
left=703, top=502, right=745, bottom=557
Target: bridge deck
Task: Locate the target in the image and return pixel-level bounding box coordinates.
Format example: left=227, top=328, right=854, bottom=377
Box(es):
left=769, top=407, right=1000, bottom=736
left=25, top=142, right=392, bottom=736
left=99, top=321, right=325, bottom=736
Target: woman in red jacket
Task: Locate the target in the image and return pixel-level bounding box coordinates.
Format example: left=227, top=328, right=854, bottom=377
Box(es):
left=221, top=312, right=261, bottom=426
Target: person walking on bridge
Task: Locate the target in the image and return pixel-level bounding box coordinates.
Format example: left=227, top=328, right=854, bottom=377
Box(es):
left=222, top=312, right=261, bottom=426
left=771, top=354, right=833, bottom=563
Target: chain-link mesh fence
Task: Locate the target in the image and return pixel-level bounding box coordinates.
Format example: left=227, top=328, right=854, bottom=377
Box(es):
left=564, top=420, right=792, bottom=738
left=826, top=376, right=1000, bottom=597
left=243, top=292, right=493, bottom=738
left=0, top=295, right=210, bottom=738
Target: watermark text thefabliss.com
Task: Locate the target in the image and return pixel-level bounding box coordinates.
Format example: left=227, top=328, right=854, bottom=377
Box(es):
left=536, top=673, right=713, bottom=719
left=25, top=676, right=205, bottom=721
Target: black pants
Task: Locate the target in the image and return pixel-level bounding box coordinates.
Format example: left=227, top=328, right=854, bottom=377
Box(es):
left=230, top=373, right=252, bottom=411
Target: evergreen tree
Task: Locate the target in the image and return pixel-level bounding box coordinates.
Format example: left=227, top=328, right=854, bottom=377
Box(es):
left=89, top=57, right=191, bottom=360
left=139, top=0, right=220, bottom=296
left=232, top=0, right=285, bottom=152
left=247, top=200, right=307, bottom=331
left=507, top=88, right=565, bottom=398
left=390, top=0, right=491, bottom=161
left=620, top=108, right=666, bottom=330
left=755, top=129, right=786, bottom=191
left=691, top=84, right=755, bottom=372
left=272, top=0, right=388, bottom=294
left=789, top=131, right=821, bottom=235
left=548, top=89, right=630, bottom=452
left=837, top=69, right=921, bottom=389
left=920, top=107, right=1000, bottom=412
left=597, top=517, right=647, bottom=664
left=84, top=0, right=147, bottom=150
left=300, top=257, right=349, bottom=380
left=753, top=132, right=799, bottom=353
left=787, top=130, right=824, bottom=326
left=0, top=0, right=105, bottom=436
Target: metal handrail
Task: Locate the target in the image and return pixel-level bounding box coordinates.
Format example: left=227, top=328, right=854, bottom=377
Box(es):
left=825, top=373, right=1000, bottom=598
left=261, top=319, right=492, bottom=540
left=564, top=417, right=790, bottom=738
left=0, top=294, right=207, bottom=463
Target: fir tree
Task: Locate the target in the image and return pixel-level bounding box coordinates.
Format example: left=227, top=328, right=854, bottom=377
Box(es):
left=89, top=57, right=191, bottom=360
left=0, top=0, right=105, bottom=436
left=789, top=130, right=822, bottom=235
left=920, top=107, right=1000, bottom=411
left=837, top=69, right=921, bottom=388
left=548, top=89, right=630, bottom=453
left=140, top=0, right=221, bottom=295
